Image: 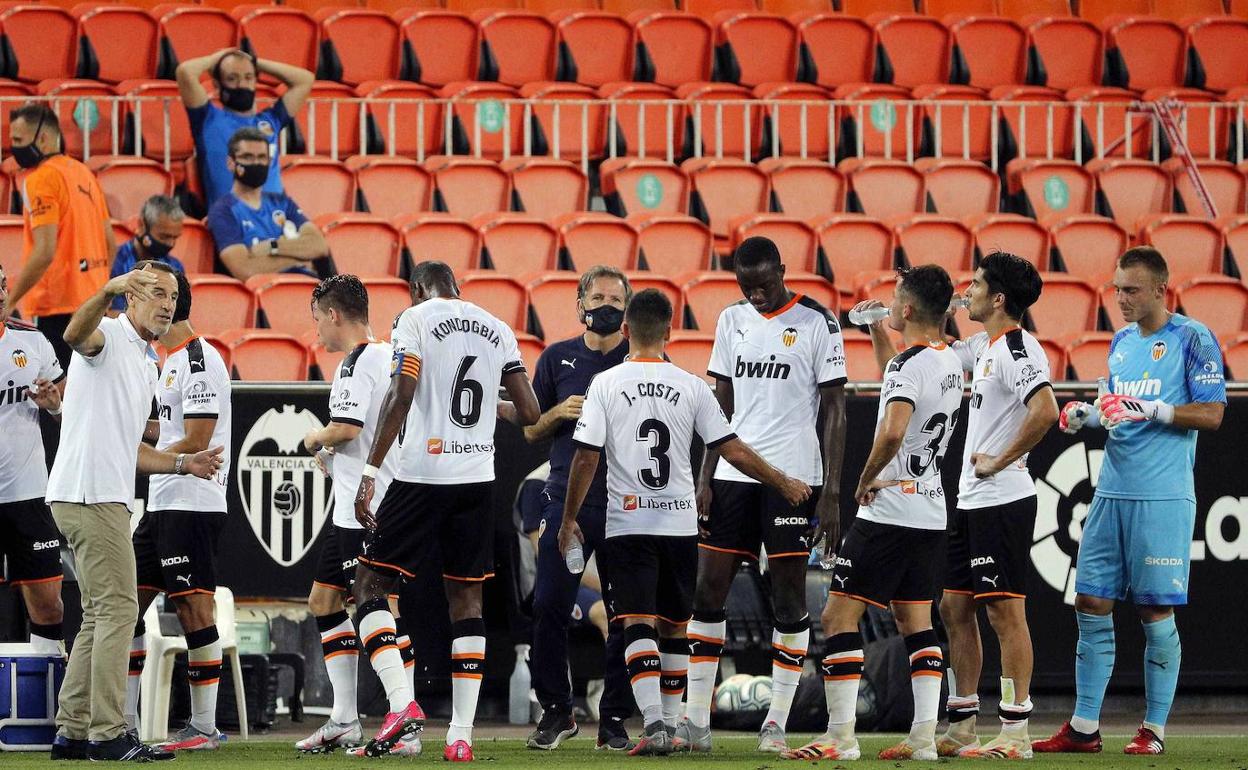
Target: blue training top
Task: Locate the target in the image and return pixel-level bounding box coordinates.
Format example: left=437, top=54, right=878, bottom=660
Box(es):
left=188, top=99, right=292, bottom=208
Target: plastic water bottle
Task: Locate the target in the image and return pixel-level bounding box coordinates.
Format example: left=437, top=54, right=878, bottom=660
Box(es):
left=565, top=542, right=585, bottom=574
left=847, top=306, right=890, bottom=326
left=508, top=644, right=532, bottom=725
left=948, top=296, right=970, bottom=313
left=1096, top=376, right=1113, bottom=430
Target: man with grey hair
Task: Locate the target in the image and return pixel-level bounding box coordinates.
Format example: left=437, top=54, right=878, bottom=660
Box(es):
left=523, top=265, right=636, bottom=751
left=108, top=195, right=185, bottom=313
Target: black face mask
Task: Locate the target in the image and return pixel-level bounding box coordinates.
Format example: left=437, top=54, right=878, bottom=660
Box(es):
left=10, top=111, right=49, bottom=169
left=139, top=230, right=173, bottom=260
left=235, top=162, right=269, bottom=189
left=584, top=305, right=624, bottom=335
left=219, top=86, right=256, bottom=113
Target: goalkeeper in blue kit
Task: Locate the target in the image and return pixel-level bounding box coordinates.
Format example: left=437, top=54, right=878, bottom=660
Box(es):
left=1036, top=247, right=1225, bottom=756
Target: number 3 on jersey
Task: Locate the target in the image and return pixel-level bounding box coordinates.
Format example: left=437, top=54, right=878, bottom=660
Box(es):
left=636, top=418, right=671, bottom=490
left=907, top=411, right=957, bottom=477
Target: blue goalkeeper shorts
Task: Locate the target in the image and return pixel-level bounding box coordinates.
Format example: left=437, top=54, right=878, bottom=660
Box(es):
left=1075, top=496, right=1196, bottom=606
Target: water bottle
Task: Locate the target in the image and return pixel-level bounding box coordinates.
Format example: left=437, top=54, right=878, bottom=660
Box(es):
left=948, top=296, right=970, bottom=314
left=1096, top=376, right=1113, bottom=430
left=565, top=541, right=585, bottom=574
left=847, top=306, right=890, bottom=326
left=508, top=644, right=532, bottom=725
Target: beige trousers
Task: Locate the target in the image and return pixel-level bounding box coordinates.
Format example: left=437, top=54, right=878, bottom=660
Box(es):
left=51, top=501, right=138, bottom=742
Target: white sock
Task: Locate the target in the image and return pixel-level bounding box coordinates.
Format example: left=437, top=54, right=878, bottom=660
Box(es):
left=626, top=633, right=663, bottom=727
left=448, top=621, right=486, bottom=746
left=125, top=633, right=145, bottom=733
left=317, top=611, right=359, bottom=724
left=999, top=677, right=1032, bottom=733
left=945, top=693, right=980, bottom=738
left=1070, top=715, right=1099, bottom=734
left=186, top=627, right=222, bottom=735
left=821, top=632, right=863, bottom=730
left=1143, top=721, right=1165, bottom=741
left=397, top=633, right=416, bottom=698
left=684, top=615, right=725, bottom=729
left=765, top=618, right=809, bottom=729
left=658, top=638, right=688, bottom=726
left=906, top=632, right=943, bottom=740
left=357, top=600, right=410, bottom=713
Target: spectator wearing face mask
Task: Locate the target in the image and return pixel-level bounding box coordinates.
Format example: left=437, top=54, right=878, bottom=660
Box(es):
left=176, top=48, right=314, bottom=209
left=107, top=196, right=185, bottom=314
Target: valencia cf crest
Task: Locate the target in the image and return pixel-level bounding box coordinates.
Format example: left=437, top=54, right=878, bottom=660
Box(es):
left=11, top=349, right=27, bottom=368
left=782, top=327, right=798, bottom=347
left=1151, top=341, right=1167, bottom=361
left=237, top=405, right=333, bottom=566
left=164, top=368, right=177, bottom=388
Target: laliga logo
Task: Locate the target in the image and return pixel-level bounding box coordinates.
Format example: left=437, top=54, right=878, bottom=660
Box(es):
left=237, top=405, right=333, bottom=566
left=1032, top=442, right=1102, bottom=606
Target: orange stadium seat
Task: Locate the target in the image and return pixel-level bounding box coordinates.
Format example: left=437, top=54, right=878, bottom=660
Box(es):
left=525, top=0, right=598, bottom=13
left=1137, top=214, right=1224, bottom=287
left=281, top=156, right=356, bottom=219
left=519, top=82, right=606, bottom=161
left=1066, top=332, right=1113, bottom=381
left=894, top=215, right=974, bottom=275
left=682, top=272, right=744, bottom=330
left=682, top=0, right=754, bottom=19
left=291, top=82, right=362, bottom=158
left=503, top=157, right=587, bottom=220
left=188, top=276, right=255, bottom=336
left=1163, top=158, right=1243, bottom=218
left=395, top=212, right=482, bottom=274
left=812, top=214, right=895, bottom=309
left=599, top=82, right=685, bottom=159
left=833, top=84, right=922, bottom=160
left=678, top=82, right=761, bottom=160
left=969, top=213, right=1051, bottom=269
left=761, top=157, right=845, bottom=221
left=856, top=272, right=901, bottom=306
left=603, top=0, right=677, bottom=11
left=786, top=273, right=838, bottom=311
left=247, top=274, right=318, bottom=336
left=476, top=213, right=559, bottom=275
left=716, top=13, right=799, bottom=87
left=152, top=6, right=239, bottom=78
left=948, top=15, right=1027, bottom=90
left=553, top=11, right=634, bottom=88
left=683, top=158, right=770, bottom=247
left=841, top=0, right=914, bottom=13
left=842, top=159, right=925, bottom=219
left=761, top=0, right=834, bottom=12
left=116, top=79, right=193, bottom=163
left=1141, top=87, right=1228, bottom=161
left=1025, top=17, right=1103, bottom=92
left=793, top=14, right=874, bottom=89
left=438, top=82, right=524, bottom=160
left=0, top=5, right=77, bottom=83
left=601, top=158, right=689, bottom=217
left=873, top=13, right=952, bottom=89
left=841, top=331, right=883, bottom=381
left=991, top=85, right=1076, bottom=161
left=0, top=81, right=31, bottom=150
left=516, top=332, right=544, bottom=374
left=555, top=212, right=640, bottom=271
left=222, top=330, right=309, bottom=381
left=306, top=336, right=343, bottom=380
left=1187, top=16, right=1248, bottom=95
left=1025, top=274, right=1097, bottom=341
left=913, top=85, right=993, bottom=161
left=527, top=272, right=582, bottom=340
left=1088, top=159, right=1171, bottom=232
left=626, top=271, right=685, bottom=323
left=316, top=8, right=401, bottom=87
left=355, top=80, right=444, bottom=159
left=233, top=6, right=320, bottom=79
left=1035, top=336, right=1069, bottom=380
left=477, top=10, right=557, bottom=87
left=170, top=218, right=215, bottom=275
left=633, top=12, right=714, bottom=89
left=1152, top=0, right=1224, bottom=22
left=0, top=174, right=9, bottom=215
left=1224, top=215, right=1248, bottom=276
left=1048, top=214, right=1127, bottom=286
left=35, top=80, right=115, bottom=159
left=1104, top=17, right=1186, bottom=92
left=629, top=214, right=714, bottom=273
left=396, top=11, right=480, bottom=88
left=1067, top=86, right=1149, bottom=158
left=110, top=219, right=134, bottom=250
left=0, top=216, right=22, bottom=277
left=729, top=214, right=819, bottom=274
left=1100, top=281, right=1177, bottom=330
left=1222, top=333, right=1248, bottom=380
left=1008, top=159, right=1095, bottom=222
left=1178, top=276, right=1248, bottom=342
left=86, top=156, right=174, bottom=221
left=1077, top=0, right=1148, bottom=26
left=921, top=0, right=994, bottom=14
left=753, top=82, right=834, bottom=160
left=916, top=158, right=999, bottom=218
left=347, top=155, right=433, bottom=220
left=72, top=5, right=159, bottom=84
left=362, top=277, right=411, bottom=335
left=666, top=331, right=714, bottom=378
left=317, top=213, right=402, bottom=278
left=999, top=0, right=1072, bottom=19
left=427, top=156, right=511, bottom=220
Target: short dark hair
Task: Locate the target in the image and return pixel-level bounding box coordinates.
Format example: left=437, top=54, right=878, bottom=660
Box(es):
left=312, top=274, right=369, bottom=323
left=227, top=127, right=268, bottom=157
left=1118, top=246, right=1169, bottom=284
left=410, top=260, right=457, bottom=294
left=733, top=236, right=782, bottom=272
left=213, top=49, right=257, bottom=82
left=624, top=288, right=672, bottom=344
left=897, top=264, right=953, bottom=325
left=979, top=251, right=1043, bottom=320
left=172, top=270, right=192, bottom=324
left=133, top=260, right=178, bottom=276
left=10, top=103, right=60, bottom=136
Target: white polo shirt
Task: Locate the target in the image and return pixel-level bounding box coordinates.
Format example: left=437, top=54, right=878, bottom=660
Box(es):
left=46, top=313, right=160, bottom=508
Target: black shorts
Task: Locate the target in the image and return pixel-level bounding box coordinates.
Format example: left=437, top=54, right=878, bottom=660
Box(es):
left=360, top=480, right=494, bottom=582
left=314, top=525, right=369, bottom=593
left=599, top=534, right=696, bottom=624
left=0, top=498, right=64, bottom=586
left=701, top=480, right=820, bottom=561
left=134, top=509, right=227, bottom=598
left=945, top=496, right=1037, bottom=600
left=830, top=518, right=945, bottom=608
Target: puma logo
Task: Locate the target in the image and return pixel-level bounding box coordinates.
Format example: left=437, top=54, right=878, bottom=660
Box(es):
left=981, top=575, right=1000, bottom=588
left=834, top=575, right=848, bottom=587
left=560, top=358, right=576, bottom=369
left=1147, top=659, right=1167, bottom=670
left=736, top=329, right=747, bottom=340
left=176, top=574, right=192, bottom=586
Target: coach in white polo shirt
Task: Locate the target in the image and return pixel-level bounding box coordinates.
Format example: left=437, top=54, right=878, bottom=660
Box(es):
left=45, top=261, right=223, bottom=762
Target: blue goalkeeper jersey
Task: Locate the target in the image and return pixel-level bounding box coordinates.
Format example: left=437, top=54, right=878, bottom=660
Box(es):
left=1097, top=314, right=1226, bottom=502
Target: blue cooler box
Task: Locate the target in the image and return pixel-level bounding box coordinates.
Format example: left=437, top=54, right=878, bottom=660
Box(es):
left=0, top=643, right=65, bottom=751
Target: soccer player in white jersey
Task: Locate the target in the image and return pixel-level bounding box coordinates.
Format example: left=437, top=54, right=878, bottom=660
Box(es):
left=124, top=270, right=232, bottom=750
left=783, top=265, right=964, bottom=763
left=293, top=275, right=417, bottom=755
left=0, top=264, right=67, bottom=654
left=351, top=261, right=540, bottom=761
left=935, top=253, right=1058, bottom=759
left=683, top=237, right=847, bottom=754
left=557, top=289, right=811, bottom=756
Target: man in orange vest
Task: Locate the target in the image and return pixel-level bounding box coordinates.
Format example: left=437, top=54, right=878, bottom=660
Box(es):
left=1, top=103, right=114, bottom=367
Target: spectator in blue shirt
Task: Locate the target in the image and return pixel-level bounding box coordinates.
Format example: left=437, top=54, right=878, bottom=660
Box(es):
left=108, top=195, right=185, bottom=313
left=205, top=128, right=328, bottom=281
left=177, top=47, right=313, bottom=209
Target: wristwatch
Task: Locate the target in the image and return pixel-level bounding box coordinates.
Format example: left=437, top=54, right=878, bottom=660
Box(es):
left=268, top=238, right=279, bottom=257
left=174, top=453, right=186, bottom=475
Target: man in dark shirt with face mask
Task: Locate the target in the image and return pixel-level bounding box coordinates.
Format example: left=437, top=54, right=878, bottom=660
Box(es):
left=523, top=265, right=635, bottom=751
left=108, top=195, right=185, bottom=313
left=177, top=47, right=314, bottom=209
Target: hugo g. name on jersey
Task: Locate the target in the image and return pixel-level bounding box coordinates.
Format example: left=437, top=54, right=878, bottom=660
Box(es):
left=329, top=340, right=399, bottom=528
left=391, top=298, right=524, bottom=484
left=573, top=359, right=737, bottom=538
left=148, top=337, right=232, bottom=512
left=953, top=328, right=1052, bottom=509
left=0, top=321, right=63, bottom=504
left=707, top=295, right=847, bottom=485
left=858, top=343, right=964, bottom=531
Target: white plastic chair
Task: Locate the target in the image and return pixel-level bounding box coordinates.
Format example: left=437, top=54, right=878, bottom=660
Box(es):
left=138, top=588, right=248, bottom=742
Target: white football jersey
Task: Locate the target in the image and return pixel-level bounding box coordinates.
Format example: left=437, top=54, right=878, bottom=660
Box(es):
left=857, top=343, right=964, bottom=531
left=149, top=337, right=232, bottom=513
left=0, top=321, right=63, bottom=504
left=328, top=340, right=399, bottom=528
left=574, top=358, right=736, bottom=538
left=391, top=298, right=524, bottom=484
left=707, top=295, right=847, bottom=485
left=952, top=328, right=1052, bottom=509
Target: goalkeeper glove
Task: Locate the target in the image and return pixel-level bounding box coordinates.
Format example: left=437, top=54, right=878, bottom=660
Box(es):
left=1095, top=393, right=1174, bottom=429
left=1059, top=401, right=1100, bottom=433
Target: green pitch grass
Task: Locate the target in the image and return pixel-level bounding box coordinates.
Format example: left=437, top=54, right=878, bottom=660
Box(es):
left=4, top=735, right=1246, bottom=768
